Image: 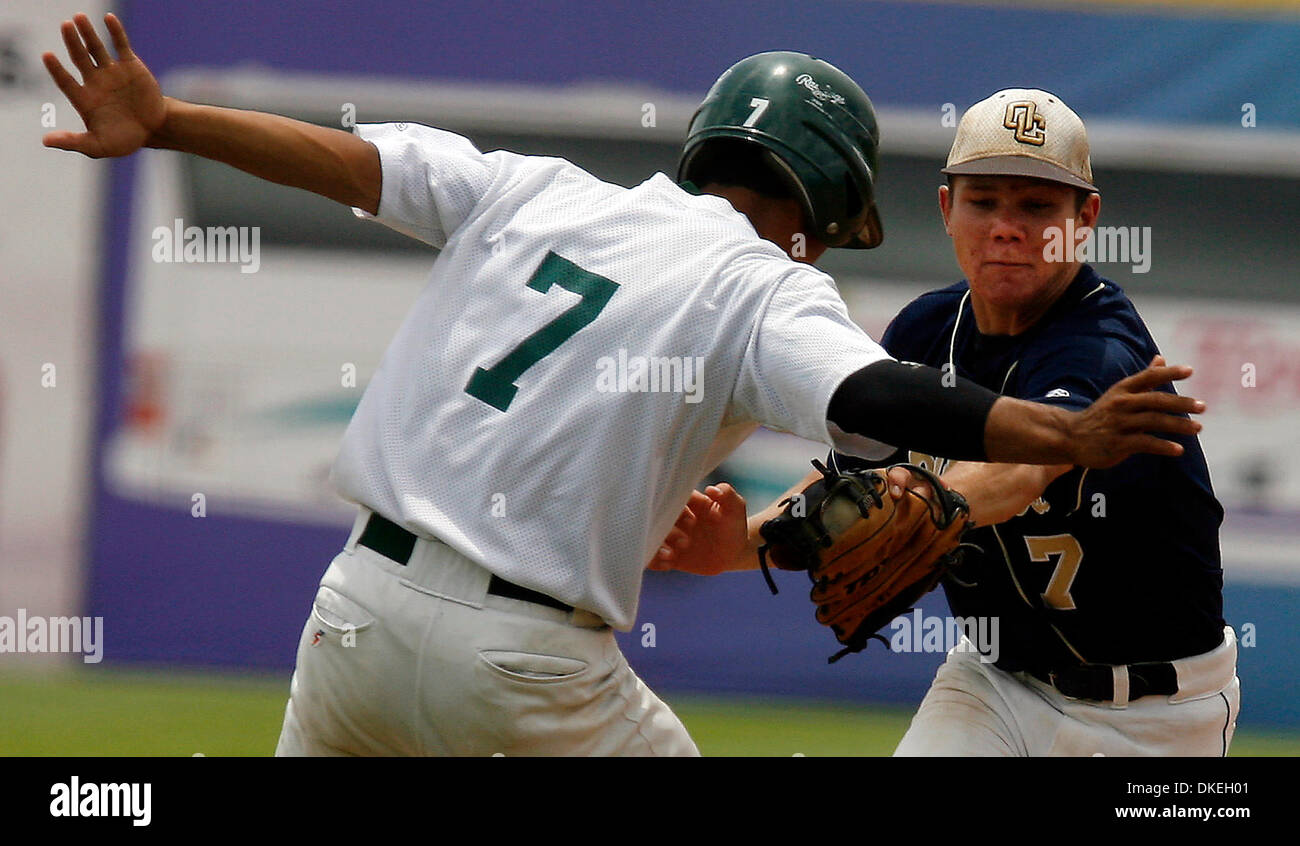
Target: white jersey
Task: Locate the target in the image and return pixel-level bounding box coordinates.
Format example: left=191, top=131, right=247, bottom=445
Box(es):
left=331, top=122, right=893, bottom=628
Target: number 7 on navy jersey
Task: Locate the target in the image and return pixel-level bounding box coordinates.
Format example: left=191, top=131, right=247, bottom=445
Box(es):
left=465, top=251, right=620, bottom=412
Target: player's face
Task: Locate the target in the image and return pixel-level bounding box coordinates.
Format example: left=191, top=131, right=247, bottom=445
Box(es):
left=714, top=184, right=828, bottom=264
left=940, top=176, right=1099, bottom=332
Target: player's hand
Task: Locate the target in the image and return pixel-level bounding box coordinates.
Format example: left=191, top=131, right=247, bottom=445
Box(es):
left=886, top=465, right=934, bottom=500
left=885, top=464, right=957, bottom=537
left=1068, top=355, right=1205, bottom=468
left=42, top=13, right=167, bottom=158
left=648, top=483, right=748, bottom=576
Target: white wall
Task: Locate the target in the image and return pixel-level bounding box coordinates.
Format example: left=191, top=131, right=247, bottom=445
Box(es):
left=0, top=0, right=108, bottom=661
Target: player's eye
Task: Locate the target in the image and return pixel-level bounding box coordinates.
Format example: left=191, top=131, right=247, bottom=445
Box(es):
left=967, top=198, right=995, bottom=209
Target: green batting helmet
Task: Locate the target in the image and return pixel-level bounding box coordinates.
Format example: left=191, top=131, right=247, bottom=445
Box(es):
left=677, top=51, right=884, bottom=249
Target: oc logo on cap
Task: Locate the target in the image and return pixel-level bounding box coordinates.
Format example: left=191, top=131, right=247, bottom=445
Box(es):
left=1003, top=101, right=1046, bottom=146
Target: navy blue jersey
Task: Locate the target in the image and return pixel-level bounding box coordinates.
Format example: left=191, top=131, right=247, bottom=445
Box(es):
left=834, top=265, right=1224, bottom=672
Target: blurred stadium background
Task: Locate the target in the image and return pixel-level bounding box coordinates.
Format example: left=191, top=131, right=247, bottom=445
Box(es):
left=2, top=0, right=1298, bottom=756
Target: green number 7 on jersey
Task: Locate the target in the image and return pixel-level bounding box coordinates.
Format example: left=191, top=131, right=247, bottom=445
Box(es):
left=465, top=251, right=620, bottom=412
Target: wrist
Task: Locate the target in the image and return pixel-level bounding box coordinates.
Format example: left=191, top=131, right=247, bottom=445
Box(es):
left=1049, top=406, right=1079, bottom=466
left=986, top=397, right=1075, bottom=465
left=740, top=515, right=767, bottom=572
left=146, top=96, right=186, bottom=150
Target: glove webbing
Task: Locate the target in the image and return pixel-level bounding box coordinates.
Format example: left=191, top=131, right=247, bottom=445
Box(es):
left=757, top=459, right=883, bottom=595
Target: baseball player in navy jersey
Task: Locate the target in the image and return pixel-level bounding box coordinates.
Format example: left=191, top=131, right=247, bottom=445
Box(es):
left=46, top=14, right=1210, bottom=756
left=660, top=89, right=1237, bottom=757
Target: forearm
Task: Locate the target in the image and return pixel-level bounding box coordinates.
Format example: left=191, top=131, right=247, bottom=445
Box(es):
left=828, top=360, right=997, bottom=462
left=940, top=460, right=1071, bottom=527
left=148, top=97, right=382, bottom=214
left=830, top=362, right=1093, bottom=467
left=982, top=397, right=1075, bottom=466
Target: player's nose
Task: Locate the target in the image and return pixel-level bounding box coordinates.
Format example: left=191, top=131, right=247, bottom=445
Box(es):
left=988, top=212, right=1026, bottom=243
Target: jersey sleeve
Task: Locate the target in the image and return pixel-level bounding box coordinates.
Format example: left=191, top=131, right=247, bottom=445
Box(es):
left=828, top=310, right=909, bottom=471
left=830, top=292, right=959, bottom=471
left=731, top=265, right=896, bottom=458
left=1018, top=333, right=1149, bottom=410
left=350, top=122, right=498, bottom=249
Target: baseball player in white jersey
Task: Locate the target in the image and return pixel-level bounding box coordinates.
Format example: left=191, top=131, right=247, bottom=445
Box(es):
left=45, top=14, right=1209, bottom=755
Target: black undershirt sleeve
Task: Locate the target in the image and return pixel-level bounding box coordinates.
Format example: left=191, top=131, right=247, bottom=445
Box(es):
left=827, top=359, right=999, bottom=462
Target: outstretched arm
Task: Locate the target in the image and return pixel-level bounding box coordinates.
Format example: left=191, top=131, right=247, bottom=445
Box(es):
left=828, top=356, right=1204, bottom=470
left=980, top=360, right=1204, bottom=468
left=650, top=458, right=1073, bottom=575
left=43, top=13, right=381, bottom=214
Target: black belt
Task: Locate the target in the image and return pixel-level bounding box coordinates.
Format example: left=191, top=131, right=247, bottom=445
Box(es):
left=1029, top=660, right=1179, bottom=702
left=357, top=512, right=574, bottom=614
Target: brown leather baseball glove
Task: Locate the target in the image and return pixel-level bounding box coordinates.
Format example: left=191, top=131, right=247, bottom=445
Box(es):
left=758, top=460, right=972, bottom=662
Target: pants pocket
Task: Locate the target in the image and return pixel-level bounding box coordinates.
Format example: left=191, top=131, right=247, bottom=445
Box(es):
left=477, top=649, right=588, bottom=683
left=311, top=585, right=377, bottom=636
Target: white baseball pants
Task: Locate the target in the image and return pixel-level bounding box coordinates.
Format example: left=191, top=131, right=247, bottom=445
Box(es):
left=894, top=626, right=1240, bottom=756
left=275, top=508, right=699, bottom=756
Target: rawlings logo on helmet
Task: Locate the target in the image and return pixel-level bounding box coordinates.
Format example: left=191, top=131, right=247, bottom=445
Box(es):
left=794, top=73, right=846, bottom=105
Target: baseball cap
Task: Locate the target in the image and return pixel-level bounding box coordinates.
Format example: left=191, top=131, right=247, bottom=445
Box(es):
left=942, top=88, right=1097, bottom=192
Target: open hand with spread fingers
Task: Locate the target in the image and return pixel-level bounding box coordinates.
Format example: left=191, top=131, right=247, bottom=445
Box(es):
left=42, top=12, right=167, bottom=159
left=1067, top=355, right=1206, bottom=468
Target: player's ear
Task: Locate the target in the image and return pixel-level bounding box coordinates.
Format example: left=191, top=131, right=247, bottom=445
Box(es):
left=938, top=184, right=952, bottom=233
left=1078, top=191, right=1101, bottom=229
